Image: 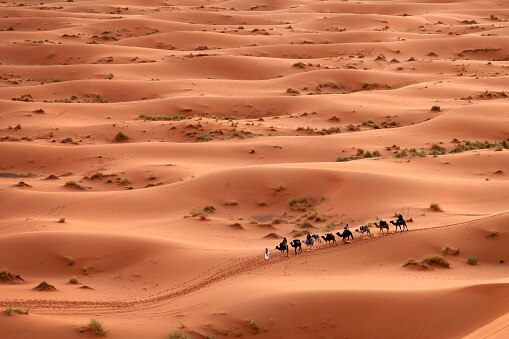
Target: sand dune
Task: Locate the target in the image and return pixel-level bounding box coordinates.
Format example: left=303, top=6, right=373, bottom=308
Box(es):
left=1, top=0, right=508, bottom=338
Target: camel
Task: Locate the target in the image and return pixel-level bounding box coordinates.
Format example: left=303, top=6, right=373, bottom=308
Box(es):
left=390, top=219, right=408, bottom=232
left=275, top=242, right=288, bottom=256
left=290, top=239, right=302, bottom=254
left=312, top=234, right=321, bottom=243
left=336, top=229, right=354, bottom=241
left=374, top=220, right=389, bottom=233
left=355, top=225, right=370, bottom=236
left=321, top=233, right=336, bottom=243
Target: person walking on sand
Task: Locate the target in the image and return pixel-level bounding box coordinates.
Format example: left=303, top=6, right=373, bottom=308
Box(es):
left=264, top=248, right=270, bottom=261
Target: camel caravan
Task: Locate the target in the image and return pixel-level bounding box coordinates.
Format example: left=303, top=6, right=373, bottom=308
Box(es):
left=274, top=214, right=408, bottom=257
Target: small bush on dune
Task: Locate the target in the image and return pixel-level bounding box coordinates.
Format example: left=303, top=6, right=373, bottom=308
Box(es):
left=89, top=318, right=106, bottom=336
left=5, top=307, right=29, bottom=316
left=405, top=254, right=450, bottom=269
left=0, top=268, right=24, bottom=283
left=169, top=332, right=188, bottom=339
left=68, top=276, right=79, bottom=284
left=113, top=131, right=129, bottom=142
left=224, top=200, right=238, bottom=206
left=59, top=217, right=66, bottom=223
left=429, top=203, right=442, bottom=212
left=65, top=256, right=75, bottom=266
left=190, top=205, right=216, bottom=219
left=286, top=88, right=300, bottom=95
left=64, top=181, right=85, bottom=190
left=439, top=246, right=459, bottom=256
left=421, top=254, right=450, bottom=268
left=467, top=256, right=479, bottom=265
left=487, top=231, right=499, bottom=238
left=246, top=319, right=259, bottom=334
left=289, top=197, right=313, bottom=211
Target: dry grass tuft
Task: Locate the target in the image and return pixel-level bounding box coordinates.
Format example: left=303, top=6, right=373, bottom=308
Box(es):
left=289, top=197, right=313, bottom=211
left=64, top=181, right=85, bottom=190
left=487, top=231, right=499, bottom=238
left=264, top=232, right=282, bottom=239
left=32, top=281, right=56, bottom=291
left=439, top=246, right=460, bottom=256
left=190, top=205, right=216, bottom=219
left=429, top=203, right=442, bottom=212
left=5, top=307, right=29, bottom=316
left=421, top=254, right=450, bottom=268
left=68, top=276, right=79, bottom=284
left=467, top=256, right=479, bottom=265
left=0, top=268, right=24, bottom=283
left=404, top=254, right=450, bottom=269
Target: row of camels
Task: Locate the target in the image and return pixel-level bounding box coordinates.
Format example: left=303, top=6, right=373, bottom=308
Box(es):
left=275, top=217, right=408, bottom=256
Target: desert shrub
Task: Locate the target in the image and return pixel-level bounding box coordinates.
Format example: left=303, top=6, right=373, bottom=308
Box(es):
left=430, top=144, right=446, bottom=155
left=89, top=318, right=106, bottom=336
left=139, top=114, right=188, bottom=121
left=190, top=205, right=216, bottom=219
left=430, top=203, right=442, bottom=212
left=0, top=268, right=23, bottom=283
left=196, top=133, right=214, bottom=142
left=5, top=307, right=28, bottom=316
left=230, top=223, right=243, bottom=229
left=169, top=332, right=188, bottom=339
left=271, top=217, right=282, bottom=225
left=59, top=217, right=66, bottom=223
left=289, top=197, right=313, bottom=211
left=291, top=230, right=307, bottom=237
left=324, top=222, right=337, bottom=231
left=439, top=246, right=460, bottom=256
left=336, top=156, right=357, bottom=162
left=431, top=105, right=441, bottom=112
left=64, top=181, right=85, bottom=190
left=299, top=221, right=314, bottom=229
left=421, top=254, right=450, bottom=268
left=68, top=276, right=79, bottom=284
left=394, top=149, right=407, bottom=158
left=487, top=231, right=499, bottom=238
left=65, top=256, right=75, bottom=266
left=224, top=200, right=238, bottom=206
left=114, top=131, right=129, bottom=142
left=467, top=256, right=479, bottom=265
left=257, top=201, right=268, bottom=207
left=373, top=150, right=381, bottom=157
left=286, top=88, right=300, bottom=95
left=90, top=172, right=104, bottom=180
left=246, top=319, right=259, bottom=334
left=61, top=137, right=73, bottom=144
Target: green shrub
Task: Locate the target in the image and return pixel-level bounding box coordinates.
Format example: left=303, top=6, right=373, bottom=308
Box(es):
left=196, top=133, right=214, bottom=142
